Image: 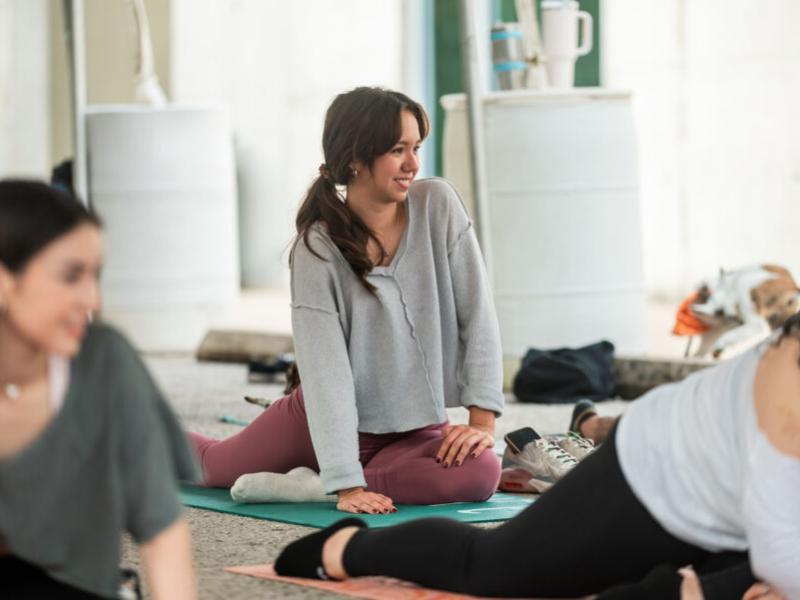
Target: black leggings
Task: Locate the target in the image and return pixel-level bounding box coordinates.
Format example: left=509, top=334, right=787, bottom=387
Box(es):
left=343, top=427, right=754, bottom=599
left=0, top=556, right=110, bottom=599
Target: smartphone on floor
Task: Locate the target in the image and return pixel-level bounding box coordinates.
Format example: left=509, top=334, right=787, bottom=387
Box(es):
left=504, top=427, right=540, bottom=454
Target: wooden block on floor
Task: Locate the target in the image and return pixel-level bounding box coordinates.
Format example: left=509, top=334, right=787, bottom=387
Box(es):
left=504, top=353, right=716, bottom=399
left=614, top=354, right=715, bottom=399
left=196, top=329, right=294, bottom=364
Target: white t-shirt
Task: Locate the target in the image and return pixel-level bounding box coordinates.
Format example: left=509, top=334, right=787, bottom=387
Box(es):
left=616, top=335, right=800, bottom=597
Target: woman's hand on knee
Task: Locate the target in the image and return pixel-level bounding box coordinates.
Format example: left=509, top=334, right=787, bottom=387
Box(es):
left=336, top=487, right=396, bottom=514
left=436, top=424, right=494, bottom=468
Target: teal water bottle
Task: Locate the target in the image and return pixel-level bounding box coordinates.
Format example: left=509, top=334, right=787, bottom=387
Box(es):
left=491, top=23, right=527, bottom=90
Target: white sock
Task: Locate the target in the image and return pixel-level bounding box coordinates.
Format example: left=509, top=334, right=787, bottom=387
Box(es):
left=230, top=467, right=337, bottom=503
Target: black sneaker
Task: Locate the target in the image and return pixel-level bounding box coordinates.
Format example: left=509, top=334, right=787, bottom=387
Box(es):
left=568, top=399, right=597, bottom=437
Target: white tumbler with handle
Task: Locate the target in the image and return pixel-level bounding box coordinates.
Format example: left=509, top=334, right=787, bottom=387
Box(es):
left=541, top=0, right=593, bottom=89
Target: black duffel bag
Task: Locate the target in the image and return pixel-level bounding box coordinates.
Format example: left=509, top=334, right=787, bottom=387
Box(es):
left=512, top=340, right=615, bottom=404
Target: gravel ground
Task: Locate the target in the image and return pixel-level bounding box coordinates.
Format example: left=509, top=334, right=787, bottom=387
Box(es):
left=121, top=355, right=629, bottom=599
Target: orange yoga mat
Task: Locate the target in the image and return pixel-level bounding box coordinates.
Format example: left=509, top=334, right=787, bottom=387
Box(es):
left=225, top=563, right=481, bottom=599
left=225, top=564, right=584, bottom=599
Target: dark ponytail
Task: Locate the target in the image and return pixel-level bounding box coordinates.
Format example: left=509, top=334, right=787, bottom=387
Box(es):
left=293, top=87, right=429, bottom=294
left=295, top=170, right=381, bottom=293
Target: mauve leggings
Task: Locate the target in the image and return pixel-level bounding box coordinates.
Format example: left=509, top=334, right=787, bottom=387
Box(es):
left=187, top=386, right=501, bottom=504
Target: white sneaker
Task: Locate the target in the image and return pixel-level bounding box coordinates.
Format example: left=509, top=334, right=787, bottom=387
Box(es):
left=499, top=437, right=579, bottom=493
left=555, top=432, right=596, bottom=461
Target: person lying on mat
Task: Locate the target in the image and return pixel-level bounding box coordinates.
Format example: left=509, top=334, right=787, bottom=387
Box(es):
left=273, top=312, right=800, bottom=599
left=188, top=86, right=504, bottom=514
left=0, top=180, right=198, bottom=599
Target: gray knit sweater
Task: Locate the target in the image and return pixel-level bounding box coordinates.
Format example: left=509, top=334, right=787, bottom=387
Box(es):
left=290, top=178, right=504, bottom=492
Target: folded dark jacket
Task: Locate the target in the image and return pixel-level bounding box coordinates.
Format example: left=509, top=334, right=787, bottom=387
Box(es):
left=513, top=340, right=615, bottom=404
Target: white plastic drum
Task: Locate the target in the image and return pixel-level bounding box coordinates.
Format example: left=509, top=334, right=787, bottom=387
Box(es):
left=85, top=106, right=239, bottom=351
left=442, top=89, right=646, bottom=357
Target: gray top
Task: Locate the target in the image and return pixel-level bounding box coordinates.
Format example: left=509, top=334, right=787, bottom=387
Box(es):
left=290, top=178, right=504, bottom=492
left=0, top=324, right=198, bottom=598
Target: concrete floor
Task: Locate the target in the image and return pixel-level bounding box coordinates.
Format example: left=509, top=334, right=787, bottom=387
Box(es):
left=121, top=354, right=629, bottom=599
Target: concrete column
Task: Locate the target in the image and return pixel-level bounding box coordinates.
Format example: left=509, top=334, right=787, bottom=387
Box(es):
left=0, top=0, right=51, bottom=178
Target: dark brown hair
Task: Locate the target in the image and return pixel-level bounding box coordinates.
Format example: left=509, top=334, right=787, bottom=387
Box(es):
left=292, top=87, right=429, bottom=294
left=779, top=311, right=800, bottom=346
left=770, top=309, right=800, bottom=367
left=0, top=179, right=101, bottom=274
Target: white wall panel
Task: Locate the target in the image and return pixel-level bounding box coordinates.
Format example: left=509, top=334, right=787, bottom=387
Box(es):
left=170, top=0, right=405, bottom=288
left=604, top=0, right=800, bottom=295
left=0, top=0, right=50, bottom=178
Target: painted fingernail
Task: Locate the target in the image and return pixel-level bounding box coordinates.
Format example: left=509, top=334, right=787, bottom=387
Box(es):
left=471, top=453, right=478, bottom=458
left=435, top=457, right=441, bottom=463
left=455, top=460, right=462, bottom=466
left=443, top=462, right=449, bottom=468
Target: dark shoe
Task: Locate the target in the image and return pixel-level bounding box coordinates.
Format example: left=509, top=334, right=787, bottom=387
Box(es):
left=274, top=518, right=366, bottom=579
left=568, top=399, right=597, bottom=437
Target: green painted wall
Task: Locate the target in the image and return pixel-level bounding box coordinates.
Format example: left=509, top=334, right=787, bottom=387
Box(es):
left=432, top=0, right=464, bottom=176
left=431, top=0, right=601, bottom=175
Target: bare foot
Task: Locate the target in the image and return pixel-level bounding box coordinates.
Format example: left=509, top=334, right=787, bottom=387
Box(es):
left=578, top=415, right=597, bottom=439
left=580, top=415, right=617, bottom=445
left=321, top=526, right=361, bottom=579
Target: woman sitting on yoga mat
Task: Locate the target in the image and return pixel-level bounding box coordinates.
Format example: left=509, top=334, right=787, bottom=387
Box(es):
left=274, top=313, right=800, bottom=599
left=188, top=86, right=504, bottom=514
left=0, top=180, right=198, bottom=599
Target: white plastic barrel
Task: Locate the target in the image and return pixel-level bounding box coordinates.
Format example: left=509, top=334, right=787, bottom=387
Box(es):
left=442, top=89, right=646, bottom=357
left=85, top=106, right=239, bottom=351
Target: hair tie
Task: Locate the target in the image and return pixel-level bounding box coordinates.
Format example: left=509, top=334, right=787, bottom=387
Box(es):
left=318, top=163, right=332, bottom=182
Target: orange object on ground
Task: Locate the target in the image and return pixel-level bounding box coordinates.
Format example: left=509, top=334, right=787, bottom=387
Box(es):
left=225, top=563, right=481, bottom=599
left=225, top=563, right=581, bottom=599
left=672, top=292, right=711, bottom=337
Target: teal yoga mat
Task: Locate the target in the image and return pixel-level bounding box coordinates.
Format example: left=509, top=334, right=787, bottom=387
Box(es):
left=180, top=485, right=534, bottom=529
